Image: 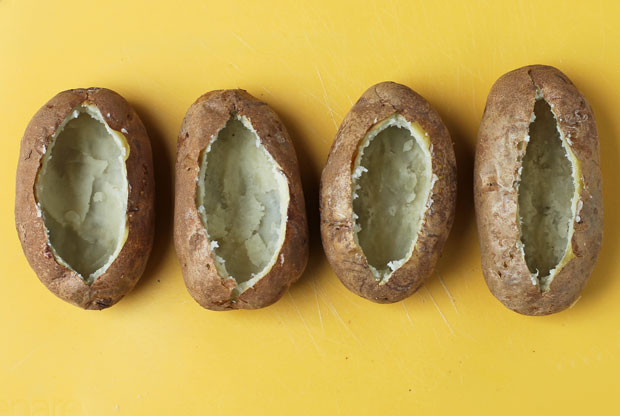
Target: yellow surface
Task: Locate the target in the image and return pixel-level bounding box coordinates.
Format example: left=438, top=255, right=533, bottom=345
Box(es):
left=1, top=0, right=619, bottom=414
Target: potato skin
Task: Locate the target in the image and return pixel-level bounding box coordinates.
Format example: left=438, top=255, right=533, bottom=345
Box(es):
left=475, top=65, right=603, bottom=315
left=174, top=89, right=308, bottom=310
left=15, top=88, right=155, bottom=310
left=320, top=82, right=457, bottom=303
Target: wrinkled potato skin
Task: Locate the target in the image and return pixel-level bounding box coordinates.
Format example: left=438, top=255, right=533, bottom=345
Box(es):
left=175, top=90, right=308, bottom=311
left=15, top=88, right=155, bottom=310
left=475, top=65, right=603, bottom=315
left=320, top=81, right=457, bottom=303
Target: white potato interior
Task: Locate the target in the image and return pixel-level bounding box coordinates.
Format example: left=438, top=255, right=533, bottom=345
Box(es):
left=518, top=98, right=578, bottom=289
left=36, top=105, right=129, bottom=284
left=196, top=116, right=289, bottom=295
left=352, top=115, right=433, bottom=283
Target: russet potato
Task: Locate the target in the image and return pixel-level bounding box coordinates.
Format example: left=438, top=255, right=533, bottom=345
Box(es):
left=174, top=89, right=308, bottom=310
left=15, top=88, right=155, bottom=309
left=320, top=82, right=457, bottom=303
left=475, top=65, right=603, bottom=315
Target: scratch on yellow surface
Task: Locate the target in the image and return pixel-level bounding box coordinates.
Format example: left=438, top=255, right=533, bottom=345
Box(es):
left=231, top=32, right=255, bottom=52
left=402, top=302, right=415, bottom=328
left=569, top=296, right=583, bottom=309
left=315, top=65, right=338, bottom=129
left=10, top=345, right=42, bottom=371
left=325, top=298, right=360, bottom=343
left=261, top=86, right=274, bottom=97
left=345, top=92, right=354, bottom=106
left=311, top=280, right=325, bottom=333
left=438, top=275, right=459, bottom=314
left=271, top=308, right=301, bottom=352
left=287, top=291, right=322, bottom=354
left=423, top=286, right=455, bottom=336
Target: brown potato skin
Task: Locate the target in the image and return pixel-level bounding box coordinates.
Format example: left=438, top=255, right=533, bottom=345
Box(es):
left=320, top=82, right=457, bottom=303
left=15, top=88, right=155, bottom=310
left=175, top=89, right=308, bottom=310
left=475, top=65, right=603, bottom=315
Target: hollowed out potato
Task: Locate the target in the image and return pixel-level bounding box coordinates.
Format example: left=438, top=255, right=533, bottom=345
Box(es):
left=15, top=88, right=155, bottom=309
left=175, top=89, right=308, bottom=310
left=320, top=82, right=457, bottom=303
left=475, top=65, right=603, bottom=315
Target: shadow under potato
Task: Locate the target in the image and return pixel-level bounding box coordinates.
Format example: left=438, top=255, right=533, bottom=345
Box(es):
left=125, top=101, right=174, bottom=299
left=434, top=114, right=477, bottom=283
left=400, top=91, right=478, bottom=293
left=265, top=97, right=327, bottom=295
left=570, top=81, right=619, bottom=306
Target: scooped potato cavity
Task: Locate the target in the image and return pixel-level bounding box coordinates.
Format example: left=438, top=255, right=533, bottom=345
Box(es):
left=35, top=105, right=129, bottom=284
left=518, top=97, right=580, bottom=290
left=196, top=116, right=289, bottom=295
left=352, top=114, right=432, bottom=282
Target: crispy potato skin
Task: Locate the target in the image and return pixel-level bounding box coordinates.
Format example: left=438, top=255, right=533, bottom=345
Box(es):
left=175, top=90, right=308, bottom=310
left=475, top=65, right=603, bottom=315
left=320, top=82, right=457, bottom=303
left=15, top=88, right=155, bottom=310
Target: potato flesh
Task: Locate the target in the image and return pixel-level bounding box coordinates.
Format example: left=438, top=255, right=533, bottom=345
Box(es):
left=36, top=106, right=128, bottom=284
left=196, top=117, right=288, bottom=293
left=518, top=99, right=576, bottom=286
left=352, top=115, right=432, bottom=282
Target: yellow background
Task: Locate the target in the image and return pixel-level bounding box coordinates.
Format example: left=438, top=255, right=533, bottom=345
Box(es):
left=1, top=0, right=619, bottom=414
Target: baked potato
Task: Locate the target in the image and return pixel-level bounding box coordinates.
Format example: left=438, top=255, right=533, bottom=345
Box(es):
left=15, top=88, right=155, bottom=309
left=320, top=81, right=457, bottom=303
left=475, top=65, right=603, bottom=315
left=174, top=89, right=308, bottom=310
